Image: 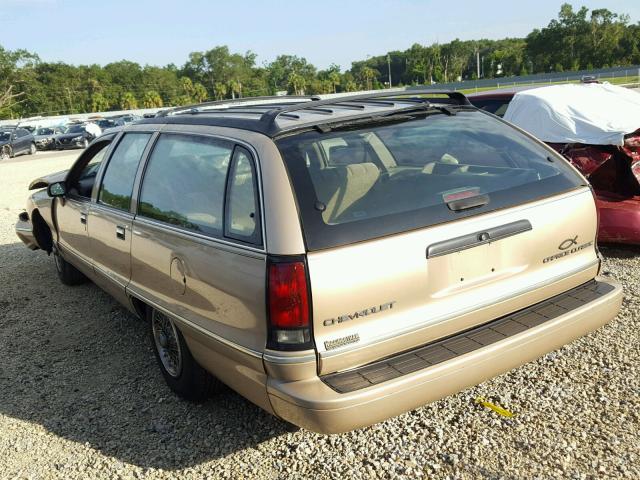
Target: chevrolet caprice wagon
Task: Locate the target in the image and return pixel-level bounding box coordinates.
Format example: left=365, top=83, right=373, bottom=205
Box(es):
left=16, top=90, right=622, bottom=433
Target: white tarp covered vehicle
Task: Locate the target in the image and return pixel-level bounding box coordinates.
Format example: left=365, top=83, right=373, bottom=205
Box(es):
left=503, top=83, right=640, bottom=146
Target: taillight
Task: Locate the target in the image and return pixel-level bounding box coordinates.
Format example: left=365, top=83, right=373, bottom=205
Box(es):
left=267, top=259, right=312, bottom=350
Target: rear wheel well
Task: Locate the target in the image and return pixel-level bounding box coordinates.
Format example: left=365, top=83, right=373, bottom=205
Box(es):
left=129, top=296, right=148, bottom=320
left=31, top=209, right=53, bottom=253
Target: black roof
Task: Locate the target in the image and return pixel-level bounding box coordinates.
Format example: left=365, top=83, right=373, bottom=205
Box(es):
left=139, top=90, right=472, bottom=137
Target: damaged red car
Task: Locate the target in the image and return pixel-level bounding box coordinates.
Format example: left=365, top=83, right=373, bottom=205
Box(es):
left=470, top=83, right=640, bottom=244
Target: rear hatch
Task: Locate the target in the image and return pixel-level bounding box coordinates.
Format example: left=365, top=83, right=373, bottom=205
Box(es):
left=276, top=107, right=597, bottom=375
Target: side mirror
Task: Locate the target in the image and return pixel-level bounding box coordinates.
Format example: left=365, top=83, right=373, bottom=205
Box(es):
left=47, top=181, right=67, bottom=197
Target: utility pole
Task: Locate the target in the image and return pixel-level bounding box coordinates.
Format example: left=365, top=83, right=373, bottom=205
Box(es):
left=476, top=49, right=480, bottom=79
left=387, top=54, right=392, bottom=88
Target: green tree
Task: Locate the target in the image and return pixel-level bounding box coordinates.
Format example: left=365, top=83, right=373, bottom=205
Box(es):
left=120, top=91, right=138, bottom=110
left=213, top=82, right=227, bottom=100
left=193, top=82, right=208, bottom=102
left=91, top=93, right=110, bottom=112
left=358, top=66, right=378, bottom=90
left=287, top=72, right=306, bottom=95
left=228, top=79, right=242, bottom=99
left=266, top=55, right=317, bottom=93
left=142, top=90, right=163, bottom=108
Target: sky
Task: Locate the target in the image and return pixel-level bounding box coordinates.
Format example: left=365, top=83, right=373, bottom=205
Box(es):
left=1, top=0, right=639, bottom=70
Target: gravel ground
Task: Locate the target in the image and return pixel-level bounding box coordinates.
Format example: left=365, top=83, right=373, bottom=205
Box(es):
left=0, top=152, right=638, bottom=479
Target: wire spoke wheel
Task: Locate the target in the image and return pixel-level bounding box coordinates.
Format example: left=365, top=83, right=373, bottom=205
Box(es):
left=152, top=311, right=183, bottom=378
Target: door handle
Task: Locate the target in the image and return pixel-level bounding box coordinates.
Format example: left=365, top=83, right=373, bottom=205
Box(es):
left=116, top=225, right=126, bottom=240
left=80, top=213, right=87, bottom=224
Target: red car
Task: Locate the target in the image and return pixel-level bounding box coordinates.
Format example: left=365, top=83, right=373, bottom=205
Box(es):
left=470, top=85, right=640, bottom=245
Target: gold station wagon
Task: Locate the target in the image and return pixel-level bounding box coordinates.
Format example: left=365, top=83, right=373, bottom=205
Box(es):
left=15, top=91, right=622, bottom=433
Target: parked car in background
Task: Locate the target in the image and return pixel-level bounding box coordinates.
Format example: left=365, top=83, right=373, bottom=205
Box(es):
left=470, top=83, right=640, bottom=244
left=0, top=126, right=36, bottom=160
left=111, top=113, right=142, bottom=124
left=581, top=75, right=599, bottom=84
left=55, top=123, right=98, bottom=150
left=14, top=91, right=622, bottom=433
left=95, top=117, right=125, bottom=132
left=33, top=126, right=63, bottom=151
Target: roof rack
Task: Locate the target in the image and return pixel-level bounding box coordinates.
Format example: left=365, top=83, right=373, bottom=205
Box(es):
left=140, top=89, right=472, bottom=137
left=258, top=89, right=470, bottom=126
left=158, top=95, right=321, bottom=117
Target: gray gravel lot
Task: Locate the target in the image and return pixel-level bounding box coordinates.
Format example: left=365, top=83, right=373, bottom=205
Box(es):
left=0, top=151, right=638, bottom=479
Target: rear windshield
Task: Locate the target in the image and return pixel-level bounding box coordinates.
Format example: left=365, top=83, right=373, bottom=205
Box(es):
left=276, top=110, right=584, bottom=250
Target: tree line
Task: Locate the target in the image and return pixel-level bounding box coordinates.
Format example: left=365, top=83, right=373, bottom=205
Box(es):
left=1, top=3, right=639, bottom=120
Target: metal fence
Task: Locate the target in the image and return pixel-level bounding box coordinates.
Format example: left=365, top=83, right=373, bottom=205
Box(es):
left=407, top=65, right=640, bottom=92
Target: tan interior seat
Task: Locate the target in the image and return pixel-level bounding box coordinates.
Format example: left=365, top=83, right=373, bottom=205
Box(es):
left=313, top=162, right=380, bottom=224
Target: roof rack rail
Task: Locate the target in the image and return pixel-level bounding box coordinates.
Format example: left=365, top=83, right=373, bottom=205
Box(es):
left=258, top=89, right=470, bottom=126
left=157, top=95, right=321, bottom=117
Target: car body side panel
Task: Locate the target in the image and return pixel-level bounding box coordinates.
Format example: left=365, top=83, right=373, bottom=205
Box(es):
left=128, top=218, right=268, bottom=352
left=87, top=205, right=134, bottom=307
left=127, top=218, right=270, bottom=408
left=179, top=321, right=273, bottom=414
left=123, top=223, right=272, bottom=411
left=596, top=194, right=640, bottom=244
left=54, top=196, right=93, bottom=276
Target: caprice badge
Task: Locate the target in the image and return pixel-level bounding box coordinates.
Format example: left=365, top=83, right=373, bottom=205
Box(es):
left=543, top=235, right=593, bottom=263
left=323, top=301, right=396, bottom=327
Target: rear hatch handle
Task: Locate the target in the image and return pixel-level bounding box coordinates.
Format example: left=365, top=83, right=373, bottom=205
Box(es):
left=426, top=219, right=532, bottom=258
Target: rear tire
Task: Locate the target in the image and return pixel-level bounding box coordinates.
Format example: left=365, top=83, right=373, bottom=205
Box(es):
left=0, top=145, right=11, bottom=160
left=148, top=307, right=223, bottom=401
left=53, top=247, right=87, bottom=285
left=29, top=143, right=36, bottom=155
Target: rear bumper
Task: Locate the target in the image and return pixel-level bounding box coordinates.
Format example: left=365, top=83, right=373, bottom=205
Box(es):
left=267, top=277, right=622, bottom=433
left=15, top=218, right=39, bottom=250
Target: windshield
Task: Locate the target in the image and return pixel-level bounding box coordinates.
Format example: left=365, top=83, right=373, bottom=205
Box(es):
left=0, top=131, right=11, bottom=141
left=35, top=128, right=55, bottom=136
left=64, top=125, right=85, bottom=134
left=276, top=110, right=584, bottom=250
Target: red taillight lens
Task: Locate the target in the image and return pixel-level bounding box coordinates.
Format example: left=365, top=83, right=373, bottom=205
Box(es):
left=268, top=262, right=309, bottom=328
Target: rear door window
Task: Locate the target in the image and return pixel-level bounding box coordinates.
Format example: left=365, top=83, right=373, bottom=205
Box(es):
left=98, top=133, right=152, bottom=211
left=138, top=133, right=233, bottom=237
